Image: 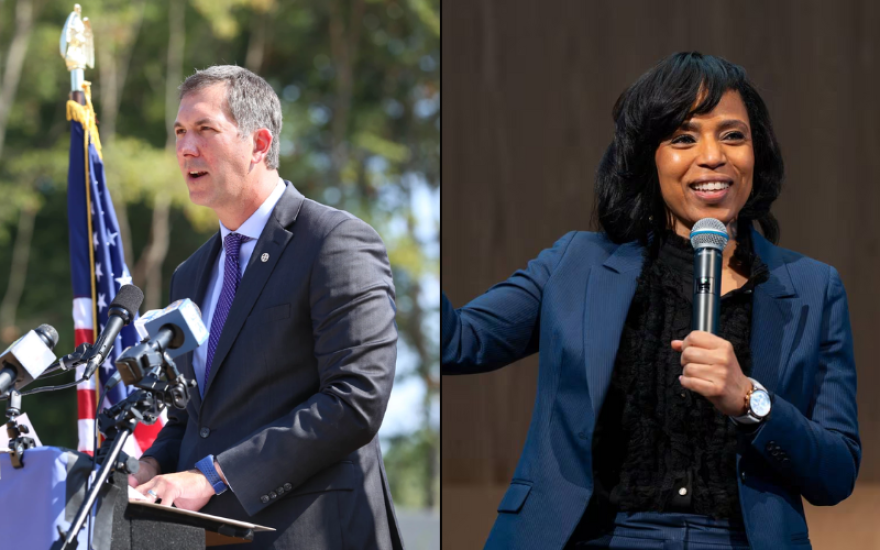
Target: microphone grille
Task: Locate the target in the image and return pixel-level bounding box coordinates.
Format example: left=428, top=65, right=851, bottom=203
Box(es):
left=690, top=218, right=729, bottom=251
left=36, top=324, right=59, bottom=350
left=111, top=284, right=145, bottom=316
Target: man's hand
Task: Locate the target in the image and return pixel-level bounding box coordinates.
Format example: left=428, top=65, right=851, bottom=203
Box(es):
left=128, top=457, right=161, bottom=488
left=134, top=470, right=215, bottom=511
left=672, top=331, right=753, bottom=417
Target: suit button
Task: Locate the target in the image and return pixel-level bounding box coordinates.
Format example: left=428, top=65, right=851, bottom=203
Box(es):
left=740, top=471, right=747, bottom=482
left=269, top=491, right=277, bottom=499
left=200, top=428, right=210, bottom=438
left=284, top=483, right=292, bottom=491
left=260, top=495, right=269, bottom=504
left=277, top=487, right=285, bottom=495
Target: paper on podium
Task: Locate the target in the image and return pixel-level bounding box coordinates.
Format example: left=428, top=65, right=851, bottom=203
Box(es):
left=127, top=486, right=274, bottom=545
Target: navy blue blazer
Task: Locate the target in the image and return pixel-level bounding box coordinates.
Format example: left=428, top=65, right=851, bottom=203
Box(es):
left=442, top=230, right=860, bottom=550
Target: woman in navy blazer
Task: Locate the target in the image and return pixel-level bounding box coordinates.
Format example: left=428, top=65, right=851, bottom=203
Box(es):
left=442, top=53, right=860, bottom=549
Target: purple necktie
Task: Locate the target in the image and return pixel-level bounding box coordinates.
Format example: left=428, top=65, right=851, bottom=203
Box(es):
left=204, top=232, right=251, bottom=389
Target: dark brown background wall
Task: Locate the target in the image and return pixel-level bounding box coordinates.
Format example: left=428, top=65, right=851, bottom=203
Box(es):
left=442, top=0, right=880, bottom=547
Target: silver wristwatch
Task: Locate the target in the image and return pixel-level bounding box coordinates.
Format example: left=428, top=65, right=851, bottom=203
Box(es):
left=731, top=377, right=772, bottom=425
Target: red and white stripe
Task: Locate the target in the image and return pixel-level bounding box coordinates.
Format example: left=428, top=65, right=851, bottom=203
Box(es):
left=73, top=297, right=165, bottom=456
left=73, top=297, right=97, bottom=455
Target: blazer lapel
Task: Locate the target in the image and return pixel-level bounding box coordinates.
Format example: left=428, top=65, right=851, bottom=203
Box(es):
left=176, top=232, right=221, bottom=412
left=203, top=183, right=305, bottom=398
left=584, top=241, right=643, bottom=418
left=749, top=230, right=798, bottom=393
left=192, top=233, right=223, bottom=309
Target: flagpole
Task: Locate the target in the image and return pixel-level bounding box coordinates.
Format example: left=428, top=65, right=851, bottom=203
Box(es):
left=62, top=3, right=101, bottom=449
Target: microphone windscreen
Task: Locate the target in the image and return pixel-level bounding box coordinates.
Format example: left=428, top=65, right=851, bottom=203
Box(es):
left=144, top=299, right=209, bottom=358
left=35, top=324, right=59, bottom=350
left=111, top=284, right=145, bottom=316
left=690, top=218, right=729, bottom=251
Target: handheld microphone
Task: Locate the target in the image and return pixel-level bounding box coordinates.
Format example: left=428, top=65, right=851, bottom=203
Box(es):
left=116, top=298, right=208, bottom=385
left=81, top=284, right=144, bottom=380
left=690, top=218, right=729, bottom=334
left=0, top=324, right=59, bottom=396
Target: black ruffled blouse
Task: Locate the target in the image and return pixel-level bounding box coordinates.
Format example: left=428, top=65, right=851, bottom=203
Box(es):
left=587, top=231, right=769, bottom=523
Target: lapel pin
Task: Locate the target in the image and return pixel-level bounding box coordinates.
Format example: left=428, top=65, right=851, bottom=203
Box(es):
left=261, top=253, right=269, bottom=262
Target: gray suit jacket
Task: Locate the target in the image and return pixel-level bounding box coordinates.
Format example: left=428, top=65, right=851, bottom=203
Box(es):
left=144, top=182, right=404, bottom=550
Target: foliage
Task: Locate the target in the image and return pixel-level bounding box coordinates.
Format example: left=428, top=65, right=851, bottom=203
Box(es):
left=382, top=427, right=439, bottom=509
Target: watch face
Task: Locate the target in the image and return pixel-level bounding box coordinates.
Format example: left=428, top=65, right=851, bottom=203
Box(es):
left=750, top=390, right=772, bottom=417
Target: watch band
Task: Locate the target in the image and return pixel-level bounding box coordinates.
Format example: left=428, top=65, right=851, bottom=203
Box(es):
left=731, top=377, right=770, bottom=425
left=195, top=454, right=228, bottom=495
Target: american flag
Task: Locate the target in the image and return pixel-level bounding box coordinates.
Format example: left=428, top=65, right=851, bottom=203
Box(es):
left=66, top=87, right=164, bottom=456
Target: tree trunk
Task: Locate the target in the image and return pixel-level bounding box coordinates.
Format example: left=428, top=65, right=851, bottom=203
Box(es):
left=133, top=0, right=185, bottom=308
left=97, top=0, right=146, bottom=269
left=0, top=204, right=37, bottom=342
left=165, top=0, right=186, bottom=150
left=98, top=0, right=147, bottom=141
left=245, top=11, right=267, bottom=74
left=0, top=0, right=35, bottom=160
left=132, top=194, right=171, bottom=310
left=327, top=0, right=365, bottom=181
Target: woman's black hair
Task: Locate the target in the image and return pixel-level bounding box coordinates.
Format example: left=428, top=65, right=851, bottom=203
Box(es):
left=594, top=52, right=783, bottom=249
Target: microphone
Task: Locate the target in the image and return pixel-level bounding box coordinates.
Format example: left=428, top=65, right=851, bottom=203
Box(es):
left=690, top=218, right=729, bottom=334
left=0, top=324, right=59, bottom=396
left=81, top=284, right=144, bottom=380
left=116, top=298, right=208, bottom=385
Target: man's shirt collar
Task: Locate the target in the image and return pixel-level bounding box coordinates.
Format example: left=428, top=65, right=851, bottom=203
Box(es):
left=219, top=178, right=286, bottom=241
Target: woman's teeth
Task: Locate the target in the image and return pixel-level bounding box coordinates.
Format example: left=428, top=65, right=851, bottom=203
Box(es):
left=692, top=182, right=730, bottom=191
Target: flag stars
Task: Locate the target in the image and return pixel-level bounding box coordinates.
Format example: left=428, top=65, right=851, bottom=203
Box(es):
left=97, top=293, right=107, bottom=312
left=116, top=275, right=133, bottom=287
left=96, top=262, right=103, bottom=282
left=108, top=232, right=118, bottom=246
left=93, top=232, right=99, bottom=248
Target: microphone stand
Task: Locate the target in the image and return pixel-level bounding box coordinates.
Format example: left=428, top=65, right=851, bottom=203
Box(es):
left=2, top=345, right=94, bottom=471
left=5, top=390, right=36, bottom=469
left=58, top=346, right=195, bottom=550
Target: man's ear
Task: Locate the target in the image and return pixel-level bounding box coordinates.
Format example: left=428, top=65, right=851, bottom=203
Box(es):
left=252, top=128, right=273, bottom=165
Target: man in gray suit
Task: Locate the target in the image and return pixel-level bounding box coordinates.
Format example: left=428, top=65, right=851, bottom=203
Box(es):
left=128, top=65, right=403, bottom=550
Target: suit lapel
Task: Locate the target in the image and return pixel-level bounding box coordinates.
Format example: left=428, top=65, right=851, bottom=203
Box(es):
left=180, top=232, right=222, bottom=412
left=584, top=241, right=643, bottom=418
left=749, top=230, right=798, bottom=393
left=203, top=183, right=305, bottom=398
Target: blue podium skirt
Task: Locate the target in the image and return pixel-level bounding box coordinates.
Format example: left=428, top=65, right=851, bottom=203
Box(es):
left=575, top=511, right=754, bottom=550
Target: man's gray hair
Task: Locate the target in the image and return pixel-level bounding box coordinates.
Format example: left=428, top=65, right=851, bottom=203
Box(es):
left=179, top=65, right=282, bottom=170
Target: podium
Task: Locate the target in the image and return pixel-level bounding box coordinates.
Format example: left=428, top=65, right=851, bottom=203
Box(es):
left=0, top=447, right=271, bottom=549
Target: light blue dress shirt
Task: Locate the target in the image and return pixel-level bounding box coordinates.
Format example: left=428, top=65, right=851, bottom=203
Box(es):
left=192, top=179, right=286, bottom=397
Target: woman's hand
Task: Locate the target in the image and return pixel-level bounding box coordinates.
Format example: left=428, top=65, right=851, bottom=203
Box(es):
left=671, top=331, right=753, bottom=417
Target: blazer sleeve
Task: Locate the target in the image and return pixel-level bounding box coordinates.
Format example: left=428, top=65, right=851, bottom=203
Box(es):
left=442, top=231, right=576, bottom=375
left=215, top=217, right=397, bottom=516
left=746, top=265, right=861, bottom=505
left=141, top=267, right=188, bottom=475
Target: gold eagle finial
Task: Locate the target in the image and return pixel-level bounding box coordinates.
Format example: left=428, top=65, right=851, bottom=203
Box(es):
left=60, top=4, right=94, bottom=72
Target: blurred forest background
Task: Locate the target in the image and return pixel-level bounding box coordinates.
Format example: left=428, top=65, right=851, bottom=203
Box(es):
left=0, top=0, right=439, bottom=526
